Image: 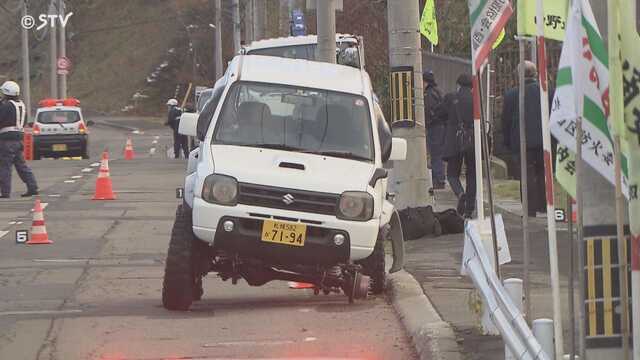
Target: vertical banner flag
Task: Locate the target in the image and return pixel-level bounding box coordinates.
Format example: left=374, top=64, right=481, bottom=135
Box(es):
left=517, top=0, right=570, bottom=41
left=420, top=0, right=439, bottom=45
left=550, top=0, right=630, bottom=199
left=620, top=0, right=640, bottom=271
left=468, top=0, right=513, bottom=71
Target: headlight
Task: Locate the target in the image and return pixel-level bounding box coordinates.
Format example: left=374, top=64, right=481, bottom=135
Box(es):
left=337, top=191, right=374, bottom=221
left=201, top=174, right=238, bottom=205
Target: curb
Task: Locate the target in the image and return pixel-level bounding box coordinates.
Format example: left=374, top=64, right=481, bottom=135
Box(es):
left=388, top=269, right=463, bottom=360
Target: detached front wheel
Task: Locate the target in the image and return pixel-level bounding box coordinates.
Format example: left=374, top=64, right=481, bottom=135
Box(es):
left=356, top=225, right=388, bottom=295
left=162, top=204, right=196, bottom=310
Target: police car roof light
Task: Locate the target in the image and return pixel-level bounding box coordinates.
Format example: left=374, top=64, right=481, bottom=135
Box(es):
left=38, top=98, right=81, bottom=108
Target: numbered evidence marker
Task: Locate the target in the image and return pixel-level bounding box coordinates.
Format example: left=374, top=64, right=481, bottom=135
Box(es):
left=15, top=230, right=29, bottom=244
left=555, top=209, right=567, bottom=222
left=176, top=188, right=184, bottom=199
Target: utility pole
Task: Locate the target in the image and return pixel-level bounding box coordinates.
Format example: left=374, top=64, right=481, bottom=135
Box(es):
left=387, top=0, right=430, bottom=209
left=21, top=0, right=31, bottom=119
left=243, top=0, right=254, bottom=44
left=253, top=0, right=266, bottom=41
left=57, top=0, right=67, bottom=98
left=48, top=1, right=58, bottom=99
left=232, top=0, right=241, bottom=54
left=214, top=0, right=223, bottom=80
left=316, top=0, right=336, bottom=63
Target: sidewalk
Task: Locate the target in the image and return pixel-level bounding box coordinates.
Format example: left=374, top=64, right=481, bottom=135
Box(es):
left=402, top=183, right=576, bottom=359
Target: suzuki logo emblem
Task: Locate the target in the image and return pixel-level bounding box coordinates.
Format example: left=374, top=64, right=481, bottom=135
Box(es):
left=282, top=194, right=295, bottom=205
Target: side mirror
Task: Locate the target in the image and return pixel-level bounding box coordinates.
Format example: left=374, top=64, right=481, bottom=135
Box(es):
left=179, top=112, right=198, bottom=137
left=388, top=138, right=407, bottom=161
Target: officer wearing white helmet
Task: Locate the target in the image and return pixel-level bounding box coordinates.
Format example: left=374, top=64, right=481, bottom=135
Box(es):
left=165, top=98, right=188, bottom=159
left=0, top=81, right=39, bottom=198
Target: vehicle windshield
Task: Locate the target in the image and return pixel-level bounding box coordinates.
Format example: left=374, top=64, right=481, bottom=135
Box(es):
left=197, top=90, right=214, bottom=112
left=213, top=82, right=374, bottom=162
left=247, top=42, right=361, bottom=68
left=37, top=110, right=81, bottom=124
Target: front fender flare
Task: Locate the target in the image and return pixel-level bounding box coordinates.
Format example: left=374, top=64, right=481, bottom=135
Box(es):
left=388, top=210, right=405, bottom=273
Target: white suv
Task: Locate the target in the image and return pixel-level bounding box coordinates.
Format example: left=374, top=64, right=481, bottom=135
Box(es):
left=163, top=55, right=406, bottom=310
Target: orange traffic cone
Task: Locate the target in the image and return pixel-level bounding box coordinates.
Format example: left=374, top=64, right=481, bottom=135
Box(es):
left=27, top=198, right=52, bottom=245
left=93, top=151, right=116, bottom=200
left=124, top=136, right=135, bottom=160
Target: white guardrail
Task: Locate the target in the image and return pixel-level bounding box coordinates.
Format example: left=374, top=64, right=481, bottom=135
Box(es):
left=462, top=222, right=550, bottom=360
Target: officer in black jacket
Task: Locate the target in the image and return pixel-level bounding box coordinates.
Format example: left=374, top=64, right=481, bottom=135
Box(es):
left=501, top=61, right=548, bottom=217
left=424, top=70, right=446, bottom=190
left=436, top=74, right=475, bottom=218
left=166, top=99, right=189, bottom=159
left=0, top=81, right=39, bottom=198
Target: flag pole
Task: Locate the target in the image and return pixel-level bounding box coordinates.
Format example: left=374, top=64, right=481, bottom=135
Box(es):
left=576, top=116, right=586, bottom=360
left=534, top=0, right=564, bottom=358
left=472, top=70, right=485, bottom=222
left=516, top=35, right=531, bottom=324
left=607, top=0, right=631, bottom=357
left=477, top=65, right=501, bottom=278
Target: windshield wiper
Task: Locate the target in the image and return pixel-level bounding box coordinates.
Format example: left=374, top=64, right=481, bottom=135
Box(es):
left=246, top=143, right=304, bottom=152
left=305, top=150, right=371, bottom=161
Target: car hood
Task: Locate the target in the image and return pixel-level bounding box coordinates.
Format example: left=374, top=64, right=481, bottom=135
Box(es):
left=210, top=145, right=375, bottom=193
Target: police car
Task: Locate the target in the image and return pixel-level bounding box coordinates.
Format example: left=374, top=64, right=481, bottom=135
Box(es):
left=32, top=98, right=90, bottom=160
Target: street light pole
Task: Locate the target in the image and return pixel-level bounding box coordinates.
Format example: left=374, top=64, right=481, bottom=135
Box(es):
left=243, top=0, right=254, bottom=44
left=58, top=0, right=67, bottom=98
left=253, top=0, right=265, bottom=41
left=232, top=0, right=241, bottom=54
left=387, top=0, right=430, bottom=209
left=214, top=0, right=223, bottom=80
left=21, top=0, right=31, bottom=119
left=316, top=0, right=336, bottom=64
left=48, top=1, right=58, bottom=99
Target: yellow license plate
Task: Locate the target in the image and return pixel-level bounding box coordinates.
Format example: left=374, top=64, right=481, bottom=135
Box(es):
left=261, top=220, right=306, bottom=247
left=52, top=144, right=67, bottom=151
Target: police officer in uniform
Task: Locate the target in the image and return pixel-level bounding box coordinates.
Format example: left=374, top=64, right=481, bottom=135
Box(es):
left=0, top=81, right=39, bottom=198
left=165, top=98, right=188, bottom=159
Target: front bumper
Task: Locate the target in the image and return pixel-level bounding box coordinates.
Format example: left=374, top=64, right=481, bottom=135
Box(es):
left=34, top=134, right=88, bottom=155
left=214, top=216, right=350, bottom=266
left=192, top=198, right=379, bottom=261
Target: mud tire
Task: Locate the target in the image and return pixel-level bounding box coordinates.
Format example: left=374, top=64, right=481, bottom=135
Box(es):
left=162, top=204, right=196, bottom=310
left=357, top=225, right=387, bottom=295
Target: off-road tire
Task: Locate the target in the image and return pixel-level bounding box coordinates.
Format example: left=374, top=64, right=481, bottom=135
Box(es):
left=357, top=226, right=387, bottom=295
left=162, top=204, right=196, bottom=310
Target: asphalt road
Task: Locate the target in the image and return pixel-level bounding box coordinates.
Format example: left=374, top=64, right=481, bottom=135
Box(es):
left=0, top=118, right=415, bottom=360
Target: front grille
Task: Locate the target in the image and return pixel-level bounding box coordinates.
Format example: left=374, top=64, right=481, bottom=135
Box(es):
left=238, top=183, right=339, bottom=216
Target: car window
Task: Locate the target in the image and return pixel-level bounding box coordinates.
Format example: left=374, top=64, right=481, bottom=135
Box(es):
left=375, top=104, right=392, bottom=161
left=247, top=44, right=316, bottom=60
left=196, top=90, right=214, bottom=113
left=196, top=85, right=225, bottom=141
left=213, top=81, right=374, bottom=162
left=37, top=110, right=81, bottom=124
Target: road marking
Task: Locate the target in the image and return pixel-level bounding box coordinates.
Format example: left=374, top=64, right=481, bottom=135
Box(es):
left=0, top=231, right=8, bottom=239
left=16, top=221, right=23, bottom=225
left=304, top=337, right=317, bottom=342
left=9, top=221, right=17, bottom=225
left=48, top=194, right=61, bottom=197
left=152, top=140, right=158, bottom=144
left=81, top=168, right=93, bottom=172
left=203, top=339, right=296, bottom=348
left=154, top=135, right=159, bottom=140
left=90, top=162, right=100, bottom=167
left=132, top=129, right=141, bottom=134
left=71, top=175, right=82, bottom=179
left=0, top=309, right=82, bottom=316
left=64, top=180, right=75, bottom=184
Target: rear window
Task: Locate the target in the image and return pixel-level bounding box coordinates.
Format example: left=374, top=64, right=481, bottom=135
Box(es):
left=37, top=110, right=81, bottom=124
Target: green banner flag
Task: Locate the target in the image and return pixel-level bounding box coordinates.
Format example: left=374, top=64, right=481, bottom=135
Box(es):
left=420, top=0, right=438, bottom=46
left=550, top=0, right=630, bottom=198
left=517, top=0, right=569, bottom=41
left=620, top=0, right=640, bottom=266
